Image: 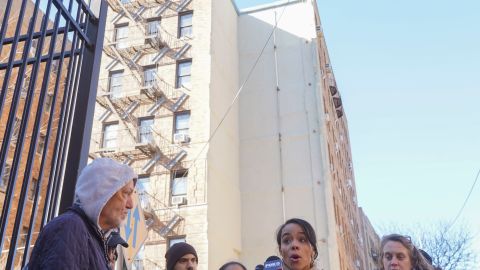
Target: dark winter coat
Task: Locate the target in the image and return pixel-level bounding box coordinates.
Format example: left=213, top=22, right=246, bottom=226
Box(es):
left=26, top=158, right=137, bottom=270
left=26, top=205, right=110, bottom=270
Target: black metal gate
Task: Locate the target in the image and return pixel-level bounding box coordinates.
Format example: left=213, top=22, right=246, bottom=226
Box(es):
left=0, top=0, right=106, bottom=268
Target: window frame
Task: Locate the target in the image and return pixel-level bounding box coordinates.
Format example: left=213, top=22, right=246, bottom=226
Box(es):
left=108, top=70, right=124, bottom=98
left=178, top=11, right=193, bottom=38
left=173, top=111, right=190, bottom=136
left=168, top=236, right=186, bottom=248
left=114, top=23, right=129, bottom=49
left=102, top=122, right=119, bottom=148
left=137, top=175, right=150, bottom=208
left=44, top=92, right=53, bottom=112
left=138, top=117, right=154, bottom=144
left=28, top=177, right=38, bottom=200
left=175, top=59, right=192, bottom=89
left=142, top=65, right=157, bottom=87
left=171, top=170, right=188, bottom=198
left=36, top=134, right=46, bottom=154
left=146, top=17, right=161, bottom=35
left=1, top=164, right=11, bottom=190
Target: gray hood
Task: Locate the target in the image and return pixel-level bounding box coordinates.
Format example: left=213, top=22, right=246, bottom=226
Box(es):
left=74, top=158, right=137, bottom=229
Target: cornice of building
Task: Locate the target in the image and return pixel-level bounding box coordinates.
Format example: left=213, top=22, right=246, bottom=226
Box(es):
left=236, top=0, right=304, bottom=15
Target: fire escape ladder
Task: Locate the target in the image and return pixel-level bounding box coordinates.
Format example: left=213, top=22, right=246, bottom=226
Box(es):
left=173, top=43, right=191, bottom=60
left=170, top=92, right=188, bottom=112
left=102, top=38, right=144, bottom=85
left=111, top=11, right=125, bottom=24
left=159, top=214, right=183, bottom=237
left=155, top=25, right=191, bottom=60
left=106, top=0, right=123, bottom=13
left=132, top=5, right=146, bottom=21
left=98, top=109, right=112, bottom=122
left=153, top=47, right=170, bottom=62
left=165, top=148, right=187, bottom=170
left=142, top=152, right=161, bottom=173
left=119, top=99, right=140, bottom=120
left=176, top=0, right=191, bottom=12
left=156, top=1, right=172, bottom=16
left=146, top=97, right=166, bottom=115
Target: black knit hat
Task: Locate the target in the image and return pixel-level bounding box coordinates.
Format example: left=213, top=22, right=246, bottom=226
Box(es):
left=107, top=231, right=128, bottom=248
left=165, top=242, right=198, bottom=270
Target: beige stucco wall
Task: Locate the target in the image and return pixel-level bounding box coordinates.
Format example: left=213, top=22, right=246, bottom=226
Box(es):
left=238, top=1, right=336, bottom=269
left=206, top=0, right=242, bottom=269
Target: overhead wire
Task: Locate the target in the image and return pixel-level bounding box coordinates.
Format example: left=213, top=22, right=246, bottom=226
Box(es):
left=446, top=168, right=480, bottom=232
left=180, top=0, right=292, bottom=178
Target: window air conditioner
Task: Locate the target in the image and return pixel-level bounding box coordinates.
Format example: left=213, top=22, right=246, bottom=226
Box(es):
left=173, top=133, right=190, bottom=144
left=171, top=196, right=186, bottom=205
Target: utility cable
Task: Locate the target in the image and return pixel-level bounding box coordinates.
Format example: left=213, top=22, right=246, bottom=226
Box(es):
left=446, top=168, right=480, bottom=232
left=182, top=0, right=292, bottom=176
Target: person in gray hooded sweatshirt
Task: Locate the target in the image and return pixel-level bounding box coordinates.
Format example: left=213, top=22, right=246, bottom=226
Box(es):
left=27, top=158, right=137, bottom=270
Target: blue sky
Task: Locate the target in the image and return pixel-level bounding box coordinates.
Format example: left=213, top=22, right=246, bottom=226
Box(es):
left=235, top=0, right=480, bottom=257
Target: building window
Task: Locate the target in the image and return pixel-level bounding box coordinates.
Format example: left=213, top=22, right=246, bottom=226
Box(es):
left=30, top=39, right=38, bottom=55
left=178, top=12, right=192, bottom=38
left=28, top=177, right=38, bottom=200
left=146, top=19, right=160, bottom=35
left=109, top=71, right=123, bottom=98
left=102, top=122, right=118, bottom=148
left=1, top=164, right=11, bottom=190
left=114, top=24, right=129, bottom=49
left=12, top=117, right=21, bottom=143
left=143, top=66, right=156, bottom=87
left=168, top=237, right=186, bottom=248
left=174, top=112, right=190, bottom=135
left=51, top=59, right=59, bottom=74
left=20, top=76, right=29, bottom=98
left=37, top=135, right=46, bottom=154
left=137, top=175, right=150, bottom=208
left=171, top=170, right=187, bottom=204
left=44, top=93, right=53, bottom=112
left=176, top=60, right=191, bottom=88
left=138, top=117, right=154, bottom=143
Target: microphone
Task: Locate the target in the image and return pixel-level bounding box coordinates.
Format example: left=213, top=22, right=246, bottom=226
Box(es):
left=255, top=265, right=265, bottom=270
left=264, top=256, right=283, bottom=270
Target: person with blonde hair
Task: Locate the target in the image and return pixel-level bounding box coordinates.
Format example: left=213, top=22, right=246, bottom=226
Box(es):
left=380, top=234, right=434, bottom=270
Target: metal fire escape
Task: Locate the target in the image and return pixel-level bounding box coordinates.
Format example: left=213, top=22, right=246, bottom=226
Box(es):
left=92, top=0, right=194, bottom=244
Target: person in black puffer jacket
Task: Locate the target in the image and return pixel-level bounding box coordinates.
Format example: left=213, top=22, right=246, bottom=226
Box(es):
left=27, top=158, right=137, bottom=270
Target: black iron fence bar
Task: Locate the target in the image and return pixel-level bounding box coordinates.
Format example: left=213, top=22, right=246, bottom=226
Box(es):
left=75, top=0, right=98, bottom=21
left=0, top=0, right=31, bottom=131
left=0, top=0, right=14, bottom=55
left=1, top=24, right=86, bottom=45
left=52, top=0, right=93, bottom=47
left=42, top=0, right=84, bottom=225
left=0, top=0, right=44, bottom=252
left=46, top=1, right=95, bottom=221
left=0, top=0, right=106, bottom=266
left=0, top=50, right=82, bottom=70
left=59, top=0, right=107, bottom=213
left=22, top=0, right=75, bottom=262
left=49, top=12, right=87, bottom=221
left=5, top=5, right=62, bottom=268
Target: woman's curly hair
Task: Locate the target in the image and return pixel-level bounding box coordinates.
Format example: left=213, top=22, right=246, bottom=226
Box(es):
left=379, top=234, right=434, bottom=270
